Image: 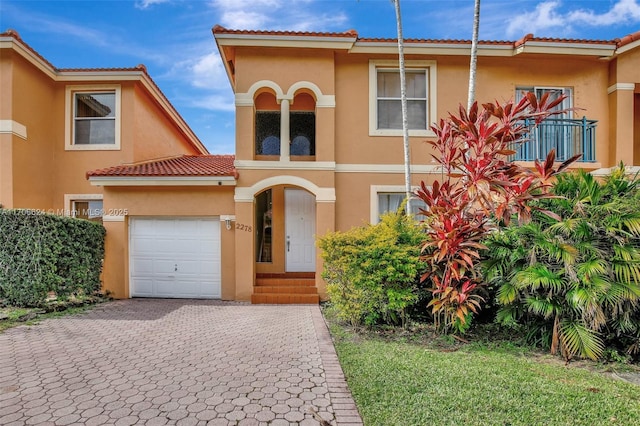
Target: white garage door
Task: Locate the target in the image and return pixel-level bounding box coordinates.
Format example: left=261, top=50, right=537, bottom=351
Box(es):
left=129, top=218, right=221, bottom=299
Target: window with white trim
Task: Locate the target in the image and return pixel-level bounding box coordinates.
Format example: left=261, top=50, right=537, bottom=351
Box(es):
left=64, top=194, right=104, bottom=223
left=65, top=85, right=121, bottom=150
left=371, top=185, right=427, bottom=224
left=73, top=200, right=104, bottom=223
left=369, top=60, right=437, bottom=137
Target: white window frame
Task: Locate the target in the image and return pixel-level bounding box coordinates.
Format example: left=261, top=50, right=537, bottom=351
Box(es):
left=64, top=194, right=104, bottom=220
left=369, top=60, right=437, bottom=137
left=65, top=85, right=121, bottom=151
left=370, top=185, right=427, bottom=224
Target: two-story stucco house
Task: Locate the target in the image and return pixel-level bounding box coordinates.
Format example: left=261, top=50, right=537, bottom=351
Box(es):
left=3, top=27, right=639, bottom=304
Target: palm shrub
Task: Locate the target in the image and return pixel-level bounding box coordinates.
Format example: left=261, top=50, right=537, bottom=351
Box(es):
left=484, top=165, right=640, bottom=361
left=319, top=210, right=425, bottom=327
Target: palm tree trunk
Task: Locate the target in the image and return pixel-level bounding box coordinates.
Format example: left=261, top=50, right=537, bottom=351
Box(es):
left=467, top=0, right=481, bottom=111
left=393, top=0, right=412, bottom=215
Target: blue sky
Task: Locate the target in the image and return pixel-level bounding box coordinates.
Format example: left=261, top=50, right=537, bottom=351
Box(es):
left=1, top=0, right=639, bottom=154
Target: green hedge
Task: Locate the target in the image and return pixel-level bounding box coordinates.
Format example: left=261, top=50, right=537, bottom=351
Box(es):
left=0, top=209, right=106, bottom=307
left=319, top=211, right=425, bottom=327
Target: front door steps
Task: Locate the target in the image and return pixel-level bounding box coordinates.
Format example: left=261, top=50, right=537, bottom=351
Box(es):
left=251, top=272, right=319, bottom=304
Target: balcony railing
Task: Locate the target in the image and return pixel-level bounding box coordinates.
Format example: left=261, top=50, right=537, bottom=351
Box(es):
left=513, top=117, right=597, bottom=162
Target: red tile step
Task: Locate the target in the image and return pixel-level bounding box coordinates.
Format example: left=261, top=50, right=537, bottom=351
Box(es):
left=251, top=276, right=319, bottom=304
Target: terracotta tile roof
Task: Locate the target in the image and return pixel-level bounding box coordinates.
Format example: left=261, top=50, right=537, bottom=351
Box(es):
left=357, top=37, right=513, bottom=46
left=514, top=33, right=616, bottom=48
left=1, top=29, right=57, bottom=70
left=213, top=24, right=358, bottom=38
left=87, top=155, right=237, bottom=179
left=213, top=25, right=635, bottom=50
left=617, top=30, right=640, bottom=48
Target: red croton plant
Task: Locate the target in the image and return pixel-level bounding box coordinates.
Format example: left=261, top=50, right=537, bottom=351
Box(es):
left=416, top=93, right=580, bottom=333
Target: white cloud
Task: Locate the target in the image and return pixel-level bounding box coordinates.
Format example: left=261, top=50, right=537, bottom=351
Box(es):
left=210, top=0, right=348, bottom=31
left=193, top=94, right=236, bottom=112
left=506, top=0, right=640, bottom=37
left=135, top=0, right=171, bottom=10
left=568, top=0, right=640, bottom=26
left=506, top=1, right=567, bottom=37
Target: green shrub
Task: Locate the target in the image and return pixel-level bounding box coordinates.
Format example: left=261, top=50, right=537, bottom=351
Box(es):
left=319, top=211, right=425, bottom=327
left=0, top=209, right=106, bottom=307
left=483, top=165, right=640, bottom=361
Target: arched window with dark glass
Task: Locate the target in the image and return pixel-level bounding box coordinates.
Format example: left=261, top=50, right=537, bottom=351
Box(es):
left=290, top=92, right=315, bottom=158
left=254, top=92, right=281, bottom=157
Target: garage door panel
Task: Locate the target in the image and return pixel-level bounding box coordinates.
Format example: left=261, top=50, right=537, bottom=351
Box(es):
left=132, top=278, right=154, bottom=297
left=130, top=218, right=221, bottom=299
left=154, top=260, right=179, bottom=274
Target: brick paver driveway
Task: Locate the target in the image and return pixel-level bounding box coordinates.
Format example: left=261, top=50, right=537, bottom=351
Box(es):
left=0, top=300, right=362, bottom=426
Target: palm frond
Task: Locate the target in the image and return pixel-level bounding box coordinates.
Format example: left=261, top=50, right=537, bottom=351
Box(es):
left=516, top=265, right=564, bottom=292
left=559, top=319, right=604, bottom=360
left=525, top=296, right=559, bottom=319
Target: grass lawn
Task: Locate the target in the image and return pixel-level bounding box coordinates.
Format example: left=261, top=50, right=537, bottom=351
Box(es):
left=0, top=302, right=102, bottom=333
left=329, top=322, right=640, bottom=426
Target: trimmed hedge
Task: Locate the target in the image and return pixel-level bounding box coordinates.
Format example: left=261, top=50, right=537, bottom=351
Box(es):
left=319, top=211, right=425, bottom=327
left=0, top=209, right=106, bottom=307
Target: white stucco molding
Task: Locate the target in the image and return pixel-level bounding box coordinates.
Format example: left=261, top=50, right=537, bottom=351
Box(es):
left=236, top=80, right=285, bottom=106
left=607, top=83, right=635, bottom=94
left=0, top=120, right=27, bottom=140
left=103, top=215, right=125, bottom=222
left=235, top=80, right=335, bottom=108
left=286, top=81, right=335, bottom=108
left=235, top=175, right=336, bottom=203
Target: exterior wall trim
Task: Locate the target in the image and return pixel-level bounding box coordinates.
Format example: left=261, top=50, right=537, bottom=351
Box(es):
left=103, top=215, right=125, bottom=222
left=607, top=83, right=636, bottom=94
left=235, top=175, right=336, bottom=202
left=234, top=160, right=336, bottom=170
left=0, top=120, right=27, bottom=140
left=336, top=163, right=443, bottom=173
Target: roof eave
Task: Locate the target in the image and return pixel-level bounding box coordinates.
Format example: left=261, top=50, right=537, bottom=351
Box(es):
left=88, top=175, right=237, bottom=187
left=351, top=42, right=514, bottom=56
left=214, top=33, right=357, bottom=50
left=514, top=41, right=616, bottom=57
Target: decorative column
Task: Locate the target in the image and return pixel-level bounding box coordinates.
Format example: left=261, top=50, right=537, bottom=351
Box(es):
left=280, top=98, right=290, bottom=162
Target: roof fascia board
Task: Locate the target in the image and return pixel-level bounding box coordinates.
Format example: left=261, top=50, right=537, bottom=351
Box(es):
left=351, top=43, right=514, bottom=56
left=215, top=34, right=356, bottom=50
left=515, top=42, right=615, bottom=57
left=89, top=176, right=237, bottom=186
left=615, top=39, right=640, bottom=55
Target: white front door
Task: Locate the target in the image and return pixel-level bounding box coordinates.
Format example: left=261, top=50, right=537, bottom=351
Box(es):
left=129, top=218, right=221, bottom=298
left=285, top=189, right=316, bottom=272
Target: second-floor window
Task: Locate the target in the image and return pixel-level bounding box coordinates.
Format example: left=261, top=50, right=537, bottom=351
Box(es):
left=66, top=85, right=121, bottom=151
left=255, top=111, right=281, bottom=156
left=75, top=92, right=116, bottom=145
left=369, top=60, right=437, bottom=137
left=377, top=70, right=427, bottom=130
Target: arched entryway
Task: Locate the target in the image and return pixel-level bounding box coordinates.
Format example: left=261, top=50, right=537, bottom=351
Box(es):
left=255, top=185, right=316, bottom=274
left=234, top=176, right=335, bottom=303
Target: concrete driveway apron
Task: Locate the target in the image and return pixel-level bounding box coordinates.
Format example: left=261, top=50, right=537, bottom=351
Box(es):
left=0, top=300, right=362, bottom=426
